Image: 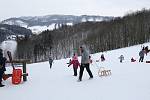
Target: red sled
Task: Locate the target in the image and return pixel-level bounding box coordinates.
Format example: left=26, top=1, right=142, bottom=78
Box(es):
left=12, top=69, right=22, bottom=85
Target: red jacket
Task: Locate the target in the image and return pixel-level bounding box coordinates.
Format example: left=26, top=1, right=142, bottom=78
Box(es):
left=68, top=59, right=80, bottom=68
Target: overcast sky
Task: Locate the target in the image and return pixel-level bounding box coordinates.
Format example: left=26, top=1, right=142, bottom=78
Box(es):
left=0, top=0, right=150, bottom=21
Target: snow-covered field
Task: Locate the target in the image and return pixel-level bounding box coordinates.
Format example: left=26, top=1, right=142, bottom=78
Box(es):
left=1, top=43, right=150, bottom=100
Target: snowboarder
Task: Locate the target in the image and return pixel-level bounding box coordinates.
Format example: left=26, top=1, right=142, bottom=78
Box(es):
left=68, top=53, right=80, bottom=76
left=139, top=49, right=145, bottom=62
left=0, top=49, right=7, bottom=87
left=49, top=56, right=53, bottom=69
left=119, top=55, right=124, bottom=63
left=78, top=45, right=93, bottom=82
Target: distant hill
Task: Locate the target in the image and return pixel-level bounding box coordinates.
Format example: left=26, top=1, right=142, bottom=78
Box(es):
left=0, top=15, right=114, bottom=33
left=0, top=24, right=32, bottom=42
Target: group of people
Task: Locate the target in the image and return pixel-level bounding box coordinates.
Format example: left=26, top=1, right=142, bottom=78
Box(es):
left=1, top=45, right=149, bottom=86
left=67, top=45, right=150, bottom=82
left=138, top=46, right=150, bottom=62
left=130, top=45, right=149, bottom=63
left=68, top=45, right=93, bottom=82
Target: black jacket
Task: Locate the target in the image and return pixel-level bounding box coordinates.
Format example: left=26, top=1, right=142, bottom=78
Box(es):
left=0, top=52, right=7, bottom=72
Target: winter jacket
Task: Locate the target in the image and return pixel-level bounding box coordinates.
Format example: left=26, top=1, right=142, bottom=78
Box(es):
left=49, top=57, right=53, bottom=64
left=139, top=50, right=145, bottom=57
left=81, top=46, right=90, bottom=64
left=0, top=52, right=6, bottom=72
left=68, top=59, right=80, bottom=68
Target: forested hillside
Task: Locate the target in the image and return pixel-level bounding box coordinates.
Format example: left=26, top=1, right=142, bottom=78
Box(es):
left=16, top=9, right=150, bottom=62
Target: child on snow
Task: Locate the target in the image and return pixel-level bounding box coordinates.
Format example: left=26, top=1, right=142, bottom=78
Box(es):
left=89, top=56, right=92, bottom=64
left=101, top=54, right=105, bottom=61
left=119, top=55, right=124, bottom=63
left=131, top=57, right=136, bottom=62
left=96, top=54, right=105, bottom=62
left=68, top=53, right=80, bottom=76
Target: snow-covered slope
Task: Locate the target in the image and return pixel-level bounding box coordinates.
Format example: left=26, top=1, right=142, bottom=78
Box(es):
left=1, top=43, right=150, bottom=100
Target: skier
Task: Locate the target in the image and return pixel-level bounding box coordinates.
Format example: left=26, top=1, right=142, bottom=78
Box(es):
left=68, top=53, right=80, bottom=76
left=139, top=48, right=145, bottom=62
left=119, top=55, right=124, bottom=63
left=49, top=56, right=53, bottom=69
left=0, top=49, right=7, bottom=87
left=78, top=45, right=93, bottom=82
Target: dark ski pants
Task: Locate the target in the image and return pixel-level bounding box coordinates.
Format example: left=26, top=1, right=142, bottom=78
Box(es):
left=73, top=67, right=77, bottom=76
left=49, top=63, right=52, bottom=69
left=0, top=70, right=4, bottom=84
left=139, top=57, right=144, bottom=62
left=79, top=63, right=93, bottom=81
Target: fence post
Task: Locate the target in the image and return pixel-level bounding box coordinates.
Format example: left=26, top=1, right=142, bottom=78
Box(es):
left=23, top=62, right=27, bottom=81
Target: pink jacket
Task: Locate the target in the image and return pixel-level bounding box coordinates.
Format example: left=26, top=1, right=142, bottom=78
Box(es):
left=68, top=56, right=80, bottom=68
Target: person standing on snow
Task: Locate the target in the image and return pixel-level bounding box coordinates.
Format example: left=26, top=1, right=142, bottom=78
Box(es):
left=68, top=53, right=80, bottom=76
left=78, top=45, right=93, bottom=82
left=101, top=54, right=105, bottom=61
left=0, top=49, right=7, bottom=87
left=119, top=55, right=124, bottom=63
left=139, top=48, right=145, bottom=62
left=49, top=56, right=53, bottom=69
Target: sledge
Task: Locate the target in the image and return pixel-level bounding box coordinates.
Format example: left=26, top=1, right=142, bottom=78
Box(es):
left=12, top=69, right=22, bottom=84
left=98, top=67, right=111, bottom=77
left=146, top=61, right=150, bottom=63
left=7, top=51, right=22, bottom=85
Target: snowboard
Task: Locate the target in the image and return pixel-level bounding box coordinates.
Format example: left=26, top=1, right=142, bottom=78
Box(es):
left=7, top=51, right=22, bottom=85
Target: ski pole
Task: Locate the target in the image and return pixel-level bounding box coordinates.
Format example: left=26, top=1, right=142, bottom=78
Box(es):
left=7, top=51, right=15, bottom=69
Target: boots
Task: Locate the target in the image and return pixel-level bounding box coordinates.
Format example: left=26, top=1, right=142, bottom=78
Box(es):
left=0, top=83, right=5, bottom=87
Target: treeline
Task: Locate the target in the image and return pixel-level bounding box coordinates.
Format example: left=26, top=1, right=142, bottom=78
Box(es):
left=16, top=9, right=150, bottom=62
left=16, top=30, right=53, bottom=62
left=86, top=9, right=150, bottom=53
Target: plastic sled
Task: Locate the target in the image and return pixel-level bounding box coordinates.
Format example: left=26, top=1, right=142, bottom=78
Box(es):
left=146, top=61, right=150, bottom=63
left=12, top=69, right=22, bottom=85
